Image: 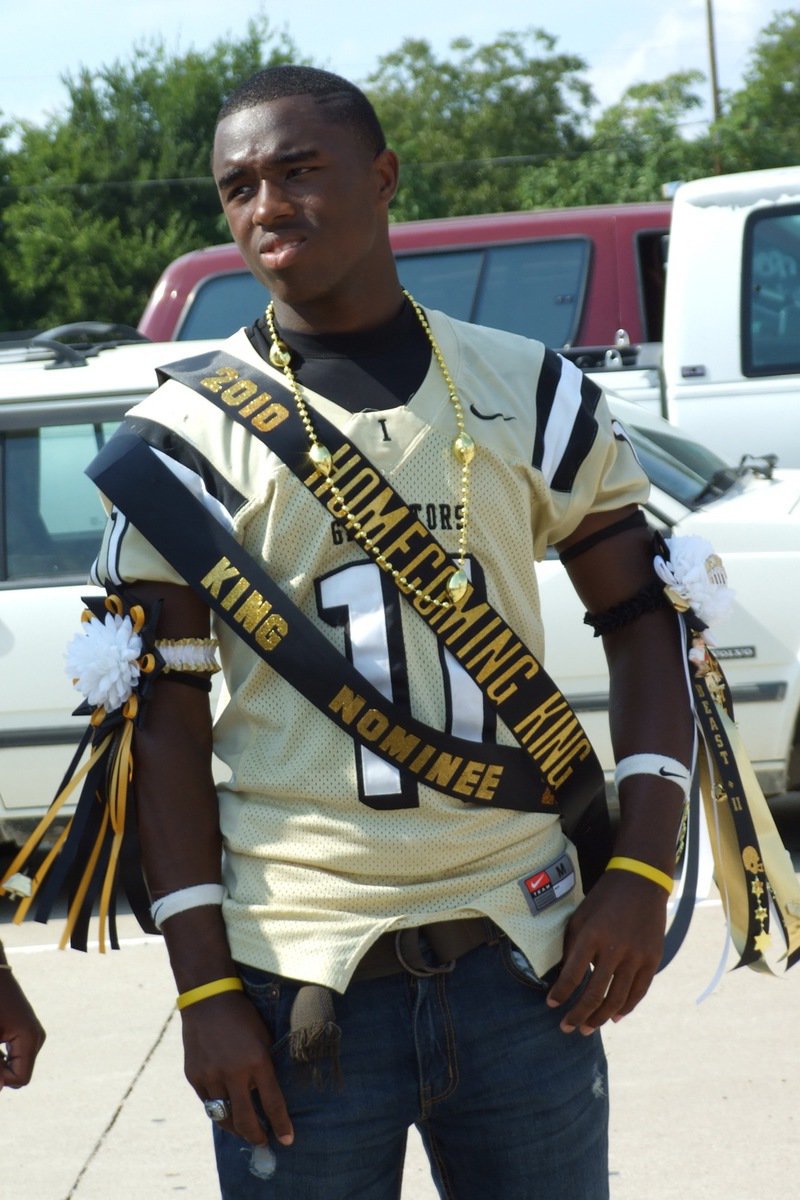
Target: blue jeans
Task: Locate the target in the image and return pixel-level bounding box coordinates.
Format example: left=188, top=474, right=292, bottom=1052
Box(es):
left=214, top=935, right=609, bottom=1199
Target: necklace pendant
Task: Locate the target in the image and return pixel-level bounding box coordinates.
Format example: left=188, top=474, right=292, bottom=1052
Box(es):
left=269, top=340, right=292, bottom=369
left=309, top=442, right=333, bottom=477
left=453, top=432, right=476, bottom=465
left=446, top=568, right=469, bottom=605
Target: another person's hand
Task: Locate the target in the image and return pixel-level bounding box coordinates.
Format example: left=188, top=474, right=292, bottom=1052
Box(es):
left=546, top=871, right=668, bottom=1034
left=181, top=991, right=294, bottom=1148
left=0, top=967, right=46, bottom=1089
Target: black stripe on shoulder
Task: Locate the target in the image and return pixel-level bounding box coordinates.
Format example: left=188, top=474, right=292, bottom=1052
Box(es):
left=532, top=348, right=562, bottom=472
left=118, top=415, right=247, bottom=520
left=550, top=373, right=602, bottom=493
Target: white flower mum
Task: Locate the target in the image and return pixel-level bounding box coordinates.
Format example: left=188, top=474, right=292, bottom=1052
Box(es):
left=654, top=535, right=735, bottom=631
left=65, top=613, right=142, bottom=711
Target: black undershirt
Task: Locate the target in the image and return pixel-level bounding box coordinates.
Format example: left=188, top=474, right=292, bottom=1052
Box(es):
left=246, top=296, right=432, bottom=414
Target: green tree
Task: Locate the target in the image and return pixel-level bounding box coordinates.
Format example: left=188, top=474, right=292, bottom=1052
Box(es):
left=517, top=72, right=715, bottom=208
left=0, top=120, right=18, bottom=331
left=366, top=30, right=594, bottom=221
left=1, top=17, right=302, bottom=331
left=714, top=9, right=800, bottom=172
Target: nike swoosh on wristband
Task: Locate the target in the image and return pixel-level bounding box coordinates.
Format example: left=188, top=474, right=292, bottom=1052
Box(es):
left=469, top=403, right=515, bottom=421
left=659, top=766, right=686, bottom=778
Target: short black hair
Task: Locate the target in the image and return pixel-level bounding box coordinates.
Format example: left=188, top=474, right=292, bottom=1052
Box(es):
left=216, top=65, right=386, bottom=158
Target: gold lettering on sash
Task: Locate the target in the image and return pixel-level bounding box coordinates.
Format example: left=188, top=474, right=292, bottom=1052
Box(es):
left=329, top=685, right=367, bottom=724
left=474, top=765, right=503, bottom=801
left=434, top=596, right=492, bottom=642
left=381, top=521, right=429, bottom=563
left=351, top=487, right=409, bottom=545
left=233, top=591, right=273, bottom=631
left=252, top=403, right=289, bottom=432
left=526, top=711, right=575, bottom=754
left=357, top=709, right=390, bottom=741
left=464, top=630, right=521, bottom=682
left=513, top=693, right=569, bottom=743
left=379, top=726, right=421, bottom=762
left=201, top=557, right=241, bottom=597
left=410, top=744, right=436, bottom=772
left=425, top=753, right=463, bottom=787
left=221, top=379, right=258, bottom=405
left=412, top=566, right=466, bottom=616
left=239, top=393, right=272, bottom=416
left=547, top=738, right=592, bottom=788
left=486, top=654, right=540, bottom=704
left=453, top=760, right=484, bottom=796
left=201, top=366, right=239, bottom=393
left=199, top=560, right=286, bottom=649
left=254, top=614, right=287, bottom=651
left=220, top=577, right=250, bottom=610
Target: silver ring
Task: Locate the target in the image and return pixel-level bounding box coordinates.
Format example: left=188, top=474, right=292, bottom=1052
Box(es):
left=203, top=1098, right=232, bottom=1122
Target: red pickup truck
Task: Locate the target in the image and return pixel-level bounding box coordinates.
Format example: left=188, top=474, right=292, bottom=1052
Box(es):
left=138, top=201, right=672, bottom=347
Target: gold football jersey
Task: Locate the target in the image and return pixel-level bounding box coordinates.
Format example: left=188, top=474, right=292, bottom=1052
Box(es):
left=92, top=311, right=648, bottom=990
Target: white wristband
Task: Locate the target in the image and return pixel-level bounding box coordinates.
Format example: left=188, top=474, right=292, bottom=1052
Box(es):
left=614, top=754, right=691, bottom=799
left=150, top=884, right=225, bottom=930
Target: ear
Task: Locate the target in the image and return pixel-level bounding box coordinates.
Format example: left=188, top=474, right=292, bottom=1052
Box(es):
left=372, top=148, right=400, bottom=209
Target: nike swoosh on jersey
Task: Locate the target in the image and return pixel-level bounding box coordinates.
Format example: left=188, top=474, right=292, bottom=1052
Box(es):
left=469, top=403, right=515, bottom=421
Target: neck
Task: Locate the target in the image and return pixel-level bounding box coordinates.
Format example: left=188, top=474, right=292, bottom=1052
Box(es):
left=271, top=277, right=405, bottom=337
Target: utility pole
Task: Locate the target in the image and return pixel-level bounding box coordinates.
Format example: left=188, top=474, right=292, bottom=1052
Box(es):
left=705, top=0, right=722, bottom=123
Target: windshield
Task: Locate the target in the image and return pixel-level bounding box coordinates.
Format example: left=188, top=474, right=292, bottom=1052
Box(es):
left=623, top=423, right=732, bottom=508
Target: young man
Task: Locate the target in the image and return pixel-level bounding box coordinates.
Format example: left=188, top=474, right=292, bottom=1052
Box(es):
left=91, top=66, right=693, bottom=1198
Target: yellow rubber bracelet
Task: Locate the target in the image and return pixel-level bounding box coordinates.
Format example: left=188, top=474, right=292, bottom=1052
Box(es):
left=176, top=976, right=244, bottom=1011
left=605, top=856, right=674, bottom=896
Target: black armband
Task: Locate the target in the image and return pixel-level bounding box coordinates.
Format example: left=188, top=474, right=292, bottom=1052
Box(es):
left=583, top=579, right=670, bottom=637
left=559, top=510, right=648, bottom=565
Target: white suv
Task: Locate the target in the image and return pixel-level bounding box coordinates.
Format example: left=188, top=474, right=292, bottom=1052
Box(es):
left=0, top=328, right=798, bottom=841
left=0, top=326, right=219, bottom=842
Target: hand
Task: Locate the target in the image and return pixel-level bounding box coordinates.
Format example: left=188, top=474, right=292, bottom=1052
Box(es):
left=180, top=990, right=294, bottom=1148
left=0, top=971, right=46, bottom=1090
left=546, top=871, right=668, bottom=1034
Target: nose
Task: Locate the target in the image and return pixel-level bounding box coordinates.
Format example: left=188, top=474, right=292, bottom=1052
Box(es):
left=251, top=178, right=294, bottom=226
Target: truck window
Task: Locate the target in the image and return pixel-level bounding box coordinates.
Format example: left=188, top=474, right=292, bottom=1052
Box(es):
left=397, top=238, right=590, bottom=347
left=636, top=230, right=669, bottom=342
left=2, top=422, right=116, bottom=581
left=178, top=273, right=269, bottom=339
left=743, top=205, right=800, bottom=376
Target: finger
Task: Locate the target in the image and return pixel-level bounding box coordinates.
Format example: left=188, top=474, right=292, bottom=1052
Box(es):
left=546, top=946, right=593, bottom=1010
left=611, top=965, right=656, bottom=1022
left=556, top=957, right=620, bottom=1032
left=253, top=1066, right=294, bottom=1146
left=575, top=968, right=637, bottom=1034
left=1, top=1035, right=38, bottom=1088
left=227, top=1083, right=270, bottom=1146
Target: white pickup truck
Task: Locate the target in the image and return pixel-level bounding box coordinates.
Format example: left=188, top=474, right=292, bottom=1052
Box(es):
left=577, top=165, right=800, bottom=468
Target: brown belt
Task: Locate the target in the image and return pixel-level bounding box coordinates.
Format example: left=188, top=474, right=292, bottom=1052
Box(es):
left=352, top=916, right=501, bottom=981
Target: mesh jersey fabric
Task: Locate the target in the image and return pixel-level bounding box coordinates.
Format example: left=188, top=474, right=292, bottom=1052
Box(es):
left=91, top=309, right=649, bottom=991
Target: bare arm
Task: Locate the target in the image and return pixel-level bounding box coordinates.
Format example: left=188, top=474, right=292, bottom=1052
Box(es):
left=546, top=507, right=693, bottom=1032
left=131, top=581, right=293, bottom=1147
left=0, top=948, right=45, bottom=1090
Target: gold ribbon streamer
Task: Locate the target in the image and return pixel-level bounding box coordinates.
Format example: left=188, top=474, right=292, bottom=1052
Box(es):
left=0, top=732, right=114, bottom=910
left=0, top=719, right=136, bottom=954
left=698, top=690, right=800, bottom=973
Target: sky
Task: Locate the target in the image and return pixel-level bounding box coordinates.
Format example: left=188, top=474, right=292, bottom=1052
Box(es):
left=0, top=0, right=782, bottom=130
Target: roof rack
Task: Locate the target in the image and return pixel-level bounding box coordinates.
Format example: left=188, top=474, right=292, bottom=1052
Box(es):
left=0, top=322, right=150, bottom=369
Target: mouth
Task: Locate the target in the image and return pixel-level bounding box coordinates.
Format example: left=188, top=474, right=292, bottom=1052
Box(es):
left=257, top=232, right=306, bottom=271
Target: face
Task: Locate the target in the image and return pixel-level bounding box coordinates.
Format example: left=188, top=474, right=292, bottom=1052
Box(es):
left=212, top=96, right=399, bottom=331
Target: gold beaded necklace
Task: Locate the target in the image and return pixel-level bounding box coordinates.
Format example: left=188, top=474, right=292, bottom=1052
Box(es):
left=264, top=291, right=475, bottom=608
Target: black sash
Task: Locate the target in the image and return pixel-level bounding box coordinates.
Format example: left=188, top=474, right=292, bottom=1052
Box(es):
left=152, top=348, right=605, bottom=838
left=89, top=432, right=554, bottom=816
